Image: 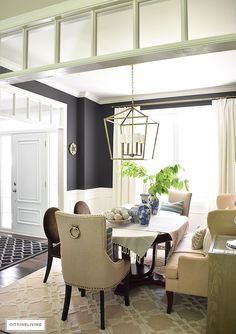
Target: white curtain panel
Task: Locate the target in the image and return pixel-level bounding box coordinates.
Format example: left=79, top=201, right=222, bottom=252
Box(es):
left=213, top=98, right=236, bottom=193
left=112, top=107, right=136, bottom=207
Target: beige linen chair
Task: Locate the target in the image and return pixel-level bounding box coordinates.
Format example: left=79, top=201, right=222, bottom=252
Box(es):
left=168, top=190, right=192, bottom=217
left=43, top=207, right=60, bottom=283
left=165, top=209, right=236, bottom=313
left=55, top=211, right=130, bottom=330
left=43, top=202, right=91, bottom=283
left=216, top=193, right=236, bottom=209
left=163, top=191, right=192, bottom=259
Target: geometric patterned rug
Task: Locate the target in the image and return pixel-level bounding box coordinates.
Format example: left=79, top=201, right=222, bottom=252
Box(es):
left=0, top=259, right=207, bottom=333
left=0, top=235, right=47, bottom=271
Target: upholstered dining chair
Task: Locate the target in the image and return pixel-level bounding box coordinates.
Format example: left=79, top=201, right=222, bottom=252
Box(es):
left=74, top=200, right=91, bottom=214
left=55, top=211, right=130, bottom=330
left=163, top=190, right=192, bottom=259
left=43, top=207, right=60, bottom=283
left=216, top=193, right=236, bottom=209
left=168, top=190, right=192, bottom=217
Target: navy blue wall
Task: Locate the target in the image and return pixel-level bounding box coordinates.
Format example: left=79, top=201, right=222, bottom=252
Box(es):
left=77, top=98, right=113, bottom=189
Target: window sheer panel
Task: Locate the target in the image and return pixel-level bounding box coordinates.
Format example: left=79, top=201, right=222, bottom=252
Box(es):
left=139, top=0, right=181, bottom=48
left=28, top=24, right=54, bottom=68
left=213, top=99, right=236, bottom=194
left=188, top=0, right=236, bottom=39
left=97, top=6, right=133, bottom=56
left=177, top=106, right=218, bottom=204
left=60, top=16, right=91, bottom=62
left=0, top=33, right=23, bottom=71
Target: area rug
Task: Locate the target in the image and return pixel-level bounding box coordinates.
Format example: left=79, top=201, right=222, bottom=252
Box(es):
left=0, top=259, right=207, bottom=333
left=0, top=235, right=47, bottom=271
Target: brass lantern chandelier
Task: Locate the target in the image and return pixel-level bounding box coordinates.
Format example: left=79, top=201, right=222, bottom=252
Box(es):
left=104, top=65, right=159, bottom=160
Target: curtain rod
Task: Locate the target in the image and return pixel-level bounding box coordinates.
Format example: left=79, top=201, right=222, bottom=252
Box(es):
left=111, top=95, right=236, bottom=108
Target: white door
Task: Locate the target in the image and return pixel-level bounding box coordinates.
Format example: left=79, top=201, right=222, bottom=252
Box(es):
left=12, top=133, right=48, bottom=237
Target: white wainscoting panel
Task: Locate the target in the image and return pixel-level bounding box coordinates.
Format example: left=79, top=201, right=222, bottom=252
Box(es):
left=65, top=188, right=113, bottom=214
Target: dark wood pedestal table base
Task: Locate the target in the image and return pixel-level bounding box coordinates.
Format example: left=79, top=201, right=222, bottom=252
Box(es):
left=114, top=232, right=172, bottom=295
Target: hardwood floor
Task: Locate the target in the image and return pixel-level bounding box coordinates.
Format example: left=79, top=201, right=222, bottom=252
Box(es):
left=0, top=233, right=49, bottom=288
left=0, top=252, right=48, bottom=288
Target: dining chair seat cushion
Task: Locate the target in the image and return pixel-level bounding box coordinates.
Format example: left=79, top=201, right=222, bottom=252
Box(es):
left=171, top=233, right=205, bottom=255
left=191, top=225, right=207, bottom=249
left=160, top=201, right=184, bottom=215
left=166, top=233, right=206, bottom=279
left=166, top=251, right=205, bottom=279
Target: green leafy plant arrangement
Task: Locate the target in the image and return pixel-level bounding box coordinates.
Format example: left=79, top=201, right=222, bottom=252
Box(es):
left=120, top=161, right=189, bottom=200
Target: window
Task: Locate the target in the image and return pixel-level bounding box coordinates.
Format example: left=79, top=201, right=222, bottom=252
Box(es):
left=0, top=32, right=23, bottom=70
left=134, top=104, right=218, bottom=207
left=140, top=0, right=181, bottom=47
left=61, top=15, right=91, bottom=61
left=28, top=24, right=54, bottom=68
left=188, top=0, right=236, bottom=39
left=97, top=6, right=133, bottom=55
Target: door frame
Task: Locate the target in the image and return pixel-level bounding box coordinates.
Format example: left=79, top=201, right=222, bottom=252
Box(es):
left=0, top=120, right=67, bottom=235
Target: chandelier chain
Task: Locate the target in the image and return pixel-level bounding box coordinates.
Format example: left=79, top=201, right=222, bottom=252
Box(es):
left=131, top=64, right=134, bottom=106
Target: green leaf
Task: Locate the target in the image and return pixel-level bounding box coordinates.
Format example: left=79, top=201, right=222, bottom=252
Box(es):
left=119, top=161, right=189, bottom=198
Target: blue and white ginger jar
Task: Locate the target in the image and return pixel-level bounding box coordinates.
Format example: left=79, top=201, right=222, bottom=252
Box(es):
left=138, top=193, right=151, bottom=225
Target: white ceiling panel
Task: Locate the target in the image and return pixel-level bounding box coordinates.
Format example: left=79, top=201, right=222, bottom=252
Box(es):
left=39, top=49, right=236, bottom=102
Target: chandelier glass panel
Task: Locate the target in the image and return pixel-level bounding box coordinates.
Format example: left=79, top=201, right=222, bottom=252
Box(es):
left=104, top=65, right=159, bottom=160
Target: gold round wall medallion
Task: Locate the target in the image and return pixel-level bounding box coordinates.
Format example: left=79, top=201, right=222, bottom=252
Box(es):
left=69, top=142, right=77, bottom=156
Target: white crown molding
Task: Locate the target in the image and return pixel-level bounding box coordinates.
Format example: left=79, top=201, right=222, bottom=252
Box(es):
left=98, top=84, right=236, bottom=105
left=37, top=80, right=100, bottom=102
left=78, top=91, right=100, bottom=103
left=38, top=78, right=79, bottom=97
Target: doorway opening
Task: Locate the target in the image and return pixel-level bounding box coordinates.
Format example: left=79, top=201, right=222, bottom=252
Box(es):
left=0, top=86, right=67, bottom=237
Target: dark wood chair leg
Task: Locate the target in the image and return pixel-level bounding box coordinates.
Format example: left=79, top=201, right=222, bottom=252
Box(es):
left=43, top=253, right=53, bottom=283
left=123, top=274, right=130, bottom=306
left=100, top=290, right=105, bottom=330
left=62, top=284, right=72, bottom=321
left=166, top=290, right=174, bottom=314
left=78, top=288, right=86, bottom=297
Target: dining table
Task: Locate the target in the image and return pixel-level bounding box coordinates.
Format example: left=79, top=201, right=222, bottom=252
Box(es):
left=107, top=210, right=189, bottom=289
